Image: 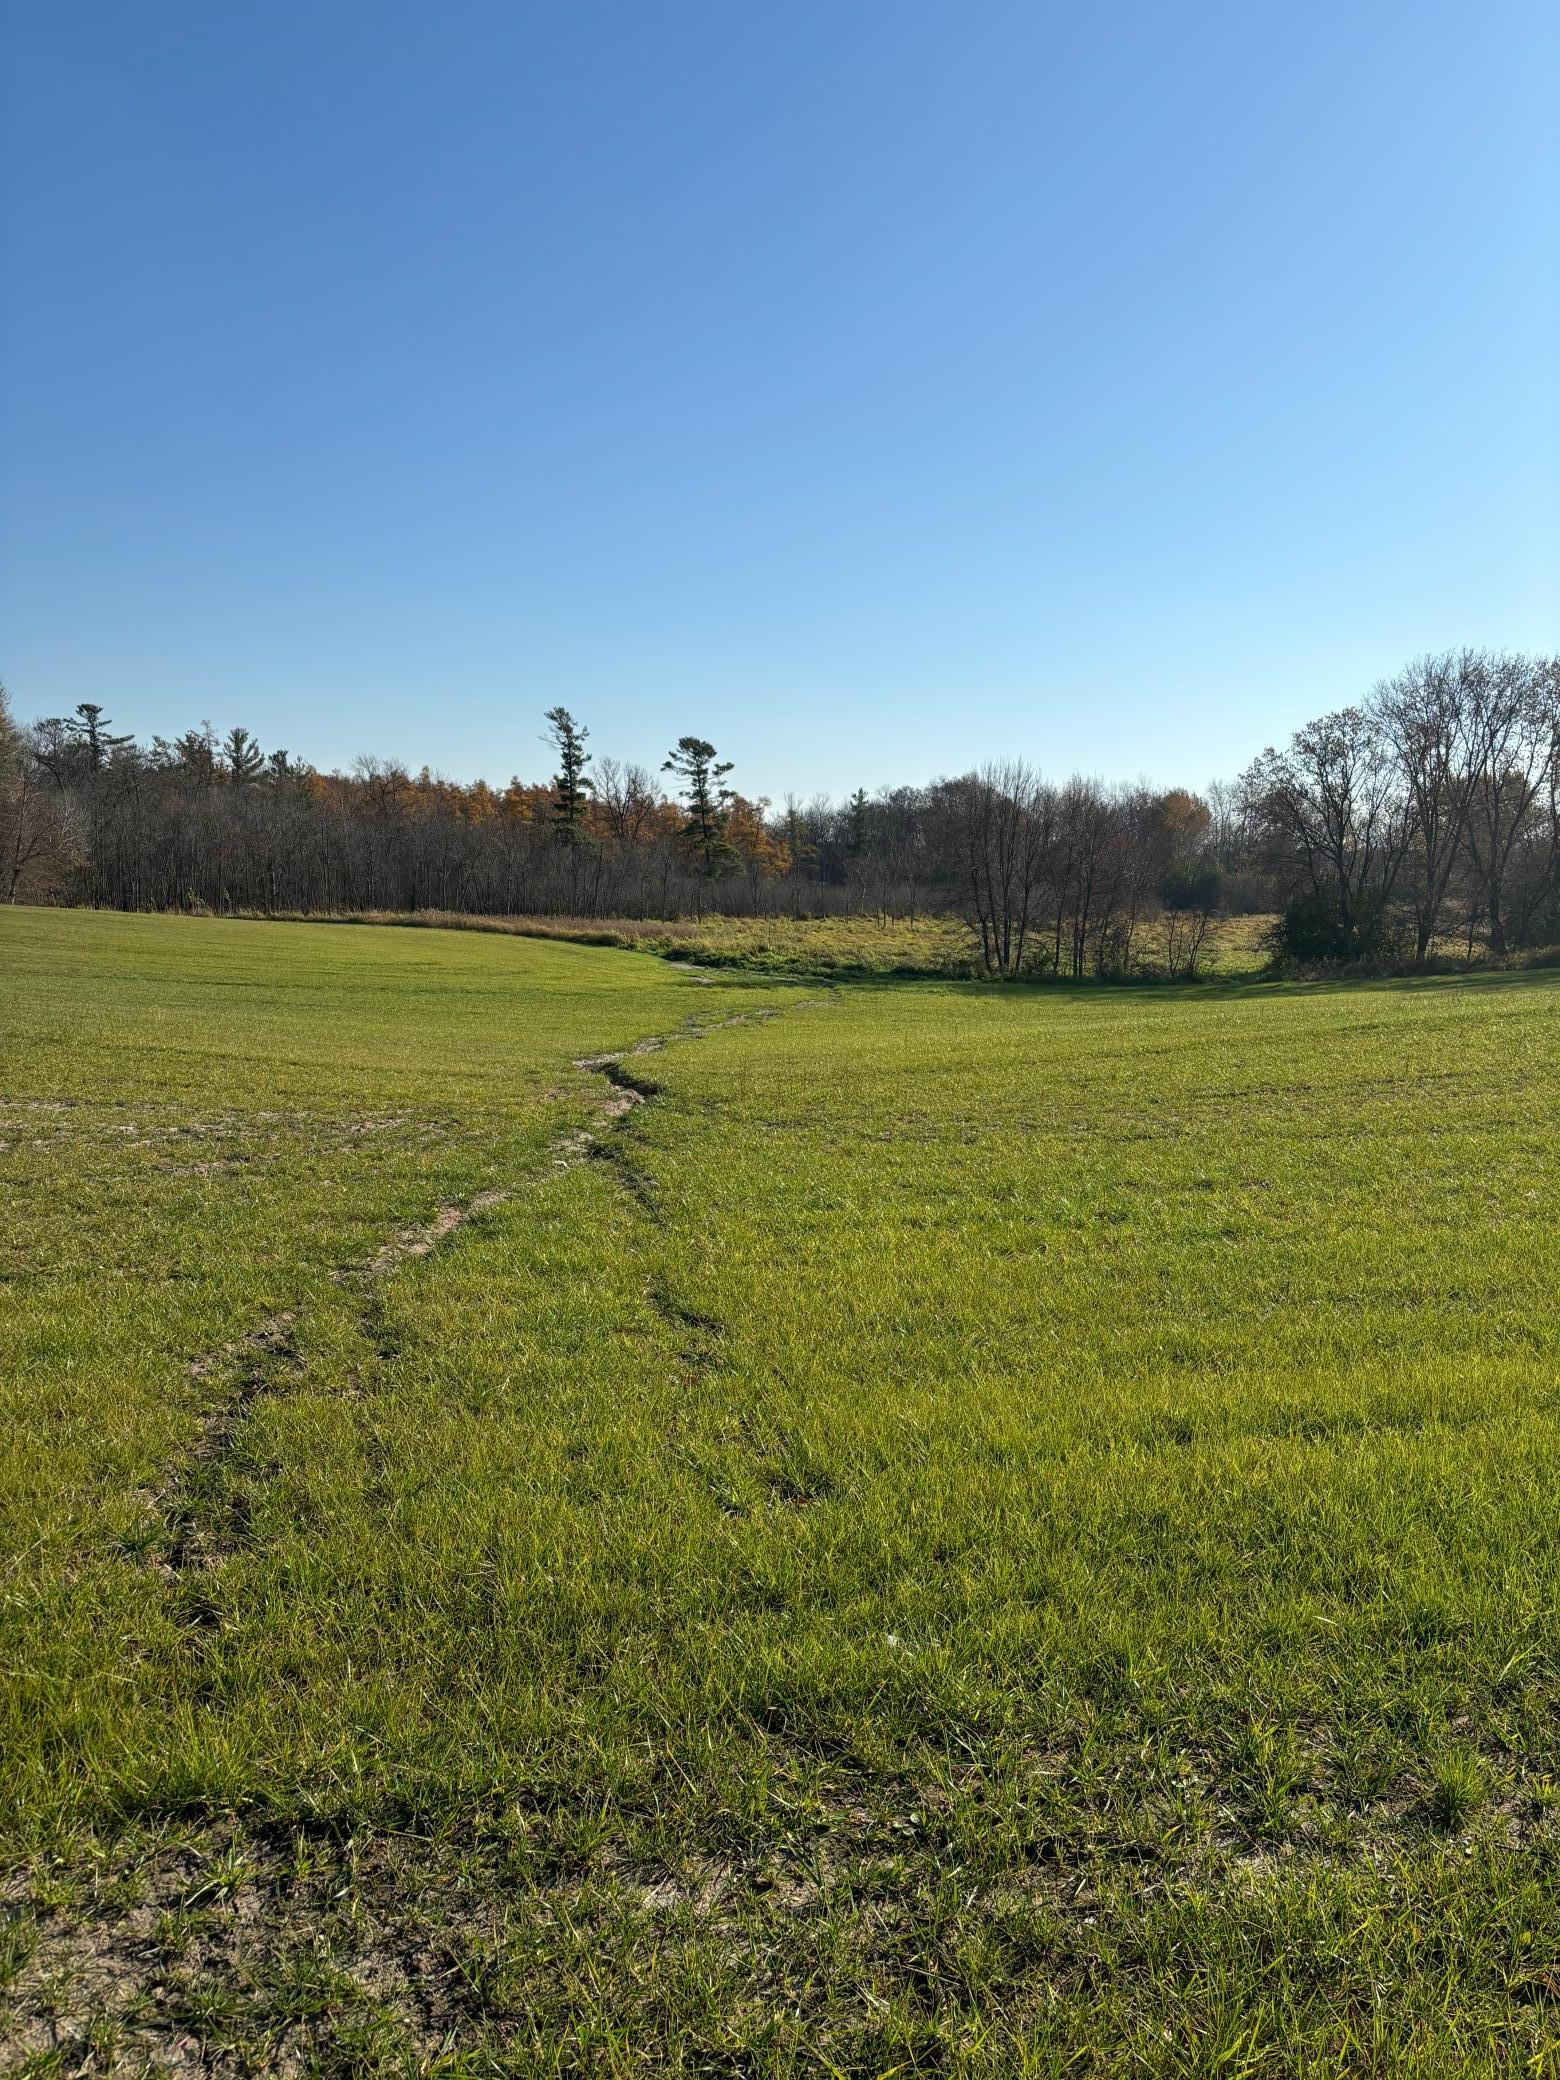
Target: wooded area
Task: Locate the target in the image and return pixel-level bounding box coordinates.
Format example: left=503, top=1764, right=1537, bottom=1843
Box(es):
left=4, top=650, right=1557, bottom=975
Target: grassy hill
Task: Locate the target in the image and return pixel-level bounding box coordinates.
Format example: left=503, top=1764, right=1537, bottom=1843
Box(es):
left=4, top=906, right=1559, bottom=2075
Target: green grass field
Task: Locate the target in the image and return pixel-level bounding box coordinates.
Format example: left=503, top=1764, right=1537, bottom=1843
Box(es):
left=4, top=907, right=1560, bottom=2076
left=263, top=908, right=1274, bottom=981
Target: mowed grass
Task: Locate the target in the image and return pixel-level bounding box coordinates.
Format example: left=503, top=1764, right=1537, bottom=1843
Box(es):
left=3, top=908, right=1560, bottom=2075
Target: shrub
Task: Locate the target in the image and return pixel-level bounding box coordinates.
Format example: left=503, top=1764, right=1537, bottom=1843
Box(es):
left=1161, top=862, right=1224, bottom=913
left=1268, top=893, right=1411, bottom=969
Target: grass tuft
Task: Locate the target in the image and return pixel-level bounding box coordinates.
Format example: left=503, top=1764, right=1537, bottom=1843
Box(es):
left=1426, top=1750, right=1485, bottom=1834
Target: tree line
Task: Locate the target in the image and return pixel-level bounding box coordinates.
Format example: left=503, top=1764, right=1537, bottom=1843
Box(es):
left=3, top=649, right=1557, bottom=976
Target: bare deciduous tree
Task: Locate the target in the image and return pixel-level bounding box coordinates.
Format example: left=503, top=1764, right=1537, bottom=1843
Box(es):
left=1, top=691, right=73, bottom=901
left=12, top=659, right=1557, bottom=967
left=1462, top=653, right=1554, bottom=954
left=1241, top=708, right=1410, bottom=955
left=1374, top=652, right=1477, bottom=962
left=956, top=761, right=1055, bottom=976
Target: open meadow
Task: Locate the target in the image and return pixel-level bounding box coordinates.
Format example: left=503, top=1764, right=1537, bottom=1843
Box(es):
left=247, top=910, right=1275, bottom=983
left=4, top=907, right=1560, bottom=2076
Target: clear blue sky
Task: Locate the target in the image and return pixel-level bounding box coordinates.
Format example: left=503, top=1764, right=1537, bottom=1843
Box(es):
left=3, top=1, right=1556, bottom=801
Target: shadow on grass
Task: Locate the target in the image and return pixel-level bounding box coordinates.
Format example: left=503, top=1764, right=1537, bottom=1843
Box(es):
left=821, top=958, right=1560, bottom=1008
left=149, top=903, right=1560, bottom=1008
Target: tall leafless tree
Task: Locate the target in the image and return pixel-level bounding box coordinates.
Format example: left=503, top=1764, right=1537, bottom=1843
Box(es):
left=1241, top=708, right=1410, bottom=951
left=956, top=761, right=1055, bottom=975
left=1373, top=651, right=1478, bottom=961
left=1462, top=652, right=1554, bottom=954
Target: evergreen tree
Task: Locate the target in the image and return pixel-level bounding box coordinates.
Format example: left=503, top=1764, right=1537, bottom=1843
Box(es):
left=173, top=725, right=220, bottom=782
left=662, top=736, right=735, bottom=875
left=781, top=794, right=814, bottom=872
left=544, top=706, right=593, bottom=842
left=63, top=702, right=134, bottom=771
left=225, top=726, right=265, bottom=784
left=847, top=786, right=871, bottom=855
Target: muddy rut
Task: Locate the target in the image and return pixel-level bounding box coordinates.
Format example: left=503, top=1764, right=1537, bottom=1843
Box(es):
left=155, top=1005, right=795, bottom=1579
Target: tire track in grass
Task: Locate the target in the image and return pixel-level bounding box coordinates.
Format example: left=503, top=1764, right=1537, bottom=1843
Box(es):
left=153, top=1003, right=807, bottom=1583
left=162, top=1315, right=304, bottom=1584
left=15, top=1000, right=849, bottom=2066
left=575, top=1011, right=839, bottom=1520
left=570, top=1012, right=798, bottom=1363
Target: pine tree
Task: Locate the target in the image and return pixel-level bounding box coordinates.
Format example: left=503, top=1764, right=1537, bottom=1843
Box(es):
left=544, top=707, right=593, bottom=843
left=782, top=795, right=814, bottom=872
left=846, top=786, right=871, bottom=855
left=225, top=726, right=265, bottom=784
left=173, top=725, right=220, bottom=782
left=64, top=702, right=134, bottom=771
left=662, top=736, right=735, bottom=875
